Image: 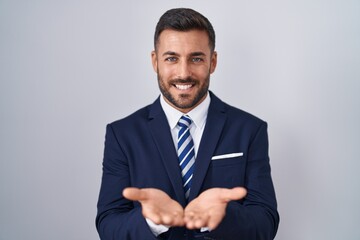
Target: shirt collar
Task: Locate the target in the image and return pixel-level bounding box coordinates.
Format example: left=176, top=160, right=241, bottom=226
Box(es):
left=160, top=92, right=211, bottom=130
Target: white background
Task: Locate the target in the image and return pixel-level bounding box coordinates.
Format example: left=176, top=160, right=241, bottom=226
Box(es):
left=1, top=0, right=359, bottom=239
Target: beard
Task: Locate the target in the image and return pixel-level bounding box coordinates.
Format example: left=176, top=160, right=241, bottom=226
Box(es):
left=157, top=72, right=210, bottom=111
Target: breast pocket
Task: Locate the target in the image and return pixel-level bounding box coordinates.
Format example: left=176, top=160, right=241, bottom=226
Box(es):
left=202, top=155, right=246, bottom=189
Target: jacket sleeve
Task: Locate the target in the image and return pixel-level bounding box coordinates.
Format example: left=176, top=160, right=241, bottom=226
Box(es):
left=207, top=122, right=279, bottom=240
left=96, top=124, right=158, bottom=240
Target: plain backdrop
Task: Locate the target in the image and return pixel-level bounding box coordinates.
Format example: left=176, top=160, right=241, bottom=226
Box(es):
left=1, top=1, right=359, bottom=239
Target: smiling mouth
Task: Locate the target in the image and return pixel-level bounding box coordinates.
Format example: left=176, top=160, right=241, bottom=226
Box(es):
left=174, top=84, right=193, bottom=90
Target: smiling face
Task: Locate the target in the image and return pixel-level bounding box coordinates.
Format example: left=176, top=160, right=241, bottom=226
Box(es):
left=152, top=29, right=217, bottom=113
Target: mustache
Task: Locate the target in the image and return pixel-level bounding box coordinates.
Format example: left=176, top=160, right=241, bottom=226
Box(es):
left=169, top=77, right=198, bottom=85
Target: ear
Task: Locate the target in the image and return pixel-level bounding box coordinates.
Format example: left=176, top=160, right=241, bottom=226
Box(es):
left=210, top=51, right=217, bottom=74
left=151, top=50, right=158, bottom=73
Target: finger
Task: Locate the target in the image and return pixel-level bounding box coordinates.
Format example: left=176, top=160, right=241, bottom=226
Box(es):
left=161, top=214, right=173, bottom=225
left=207, top=209, right=225, bottom=230
left=162, top=211, right=185, bottom=226
left=184, top=210, right=195, bottom=222
left=184, top=211, right=197, bottom=229
left=172, top=215, right=185, bottom=226
left=208, top=217, right=222, bottom=230
left=194, top=213, right=209, bottom=229
left=220, top=187, right=247, bottom=202
left=123, top=187, right=148, bottom=201
left=147, top=213, right=162, bottom=225
left=184, top=210, right=207, bottom=229
left=172, top=210, right=185, bottom=226
left=186, top=219, right=196, bottom=229
left=143, top=206, right=166, bottom=225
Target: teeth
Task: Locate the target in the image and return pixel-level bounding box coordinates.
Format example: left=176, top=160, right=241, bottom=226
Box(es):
left=175, top=84, right=192, bottom=90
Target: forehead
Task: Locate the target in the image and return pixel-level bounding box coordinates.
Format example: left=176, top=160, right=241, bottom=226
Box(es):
left=157, top=29, right=211, bottom=54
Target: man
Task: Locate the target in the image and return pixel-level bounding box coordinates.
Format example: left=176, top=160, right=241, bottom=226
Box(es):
left=96, top=8, right=279, bottom=240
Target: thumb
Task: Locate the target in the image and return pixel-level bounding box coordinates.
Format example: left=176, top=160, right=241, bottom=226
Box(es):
left=221, top=187, right=247, bottom=202
left=123, top=187, right=148, bottom=201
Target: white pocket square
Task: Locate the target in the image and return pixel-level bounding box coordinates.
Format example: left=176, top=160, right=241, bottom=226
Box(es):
left=211, top=152, right=243, bottom=160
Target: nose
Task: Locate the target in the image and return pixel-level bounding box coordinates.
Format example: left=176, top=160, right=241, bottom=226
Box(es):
left=177, top=61, right=191, bottom=80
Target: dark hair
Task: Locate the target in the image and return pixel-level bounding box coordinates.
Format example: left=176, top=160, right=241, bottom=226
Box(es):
left=154, top=8, right=216, bottom=52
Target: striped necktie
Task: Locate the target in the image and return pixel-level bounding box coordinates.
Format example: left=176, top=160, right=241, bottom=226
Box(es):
left=177, top=115, right=195, bottom=200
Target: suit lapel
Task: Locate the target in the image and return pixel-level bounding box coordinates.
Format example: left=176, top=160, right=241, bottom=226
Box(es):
left=147, top=98, right=186, bottom=206
left=189, top=93, right=227, bottom=201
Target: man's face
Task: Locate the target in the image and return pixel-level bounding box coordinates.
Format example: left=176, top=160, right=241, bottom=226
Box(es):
left=152, top=29, right=217, bottom=113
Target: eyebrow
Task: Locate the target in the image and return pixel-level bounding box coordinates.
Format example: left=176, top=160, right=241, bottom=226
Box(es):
left=162, top=51, right=178, bottom=57
left=162, top=51, right=206, bottom=57
left=190, top=52, right=206, bottom=57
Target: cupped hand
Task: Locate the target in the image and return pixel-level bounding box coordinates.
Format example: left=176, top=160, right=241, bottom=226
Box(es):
left=123, top=187, right=185, bottom=226
left=184, top=187, right=247, bottom=230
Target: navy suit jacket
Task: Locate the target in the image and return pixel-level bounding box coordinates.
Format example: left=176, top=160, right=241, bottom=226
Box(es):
left=96, top=92, right=279, bottom=240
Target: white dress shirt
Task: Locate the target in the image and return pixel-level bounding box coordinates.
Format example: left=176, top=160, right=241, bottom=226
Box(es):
left=146, top=92, right=211, bottom=236
left=160, top=92, right=210, bottom=157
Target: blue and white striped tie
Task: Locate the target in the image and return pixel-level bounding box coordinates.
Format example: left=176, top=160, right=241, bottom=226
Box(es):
left=177, top=115, right=195, bottom=200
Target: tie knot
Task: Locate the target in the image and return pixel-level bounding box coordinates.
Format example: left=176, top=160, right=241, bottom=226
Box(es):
left=178, top=115, right=192, bottom=128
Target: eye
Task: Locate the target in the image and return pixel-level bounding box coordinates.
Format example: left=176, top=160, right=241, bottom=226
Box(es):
left=192, top=57, right=203, bottom=63
left=165, top=57, right=178, bottom=62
